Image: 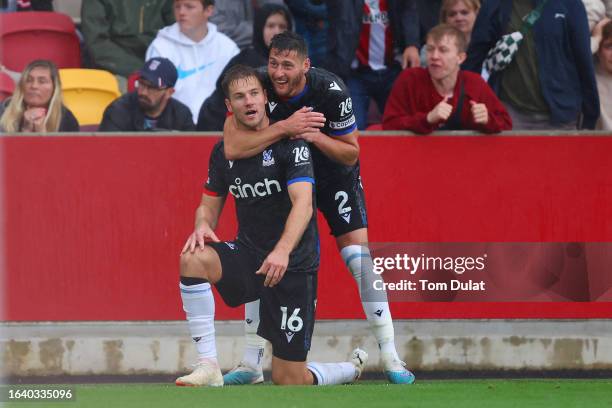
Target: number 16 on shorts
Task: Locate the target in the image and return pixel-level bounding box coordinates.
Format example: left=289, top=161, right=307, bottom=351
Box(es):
left=280, top=306, right=303, bottom=332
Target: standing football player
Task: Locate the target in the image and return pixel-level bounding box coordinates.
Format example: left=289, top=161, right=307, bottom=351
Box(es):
left=221, top=32, right=415, bottom=385
left=176, top=64, right=367, bottom=387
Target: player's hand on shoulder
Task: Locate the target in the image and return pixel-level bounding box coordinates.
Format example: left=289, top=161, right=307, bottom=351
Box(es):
left=256, top=246, right=290, bottom=287
left=279, top=107, right=326, bottom=137
left=181, top=223, right=220, bottom=254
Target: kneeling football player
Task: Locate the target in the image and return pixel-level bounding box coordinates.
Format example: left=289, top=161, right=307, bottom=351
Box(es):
left=176, top=65, right=367, bottom=386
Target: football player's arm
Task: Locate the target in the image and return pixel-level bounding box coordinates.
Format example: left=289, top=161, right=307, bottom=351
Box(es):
left=181, top=193, right=226, bottom=254
left=223, top=107, right=326, bottom=160
left=256, top=181, right=313, bottom=287
left=296, top=128, right=360, bottom=166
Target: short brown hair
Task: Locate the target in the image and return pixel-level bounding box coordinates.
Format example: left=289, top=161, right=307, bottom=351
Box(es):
left=440, top=0, right=481, bottom=23
left=426, top=23, right=468, bottom=53
left=221, top=64, right=264, bottom=98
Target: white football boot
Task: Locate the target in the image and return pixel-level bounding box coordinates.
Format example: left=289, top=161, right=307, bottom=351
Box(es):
left=350, top=348, right=369, bottom=381
left=175, top=359, right=224, bottom=387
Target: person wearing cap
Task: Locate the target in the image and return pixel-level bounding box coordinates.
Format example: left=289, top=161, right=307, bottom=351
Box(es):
left=99, top=57, right=195, bottom=132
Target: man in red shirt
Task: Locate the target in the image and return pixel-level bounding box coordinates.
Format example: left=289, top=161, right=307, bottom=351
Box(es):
left=382, top=24, right=512, bottom=133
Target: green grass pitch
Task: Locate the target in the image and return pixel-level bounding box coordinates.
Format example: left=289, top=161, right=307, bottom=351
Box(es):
left=3, top=380, right=611, bottom=408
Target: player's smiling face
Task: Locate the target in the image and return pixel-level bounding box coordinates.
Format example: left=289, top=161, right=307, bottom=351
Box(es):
left=268, top=49, right=310, bottom=98
left=225, top=76, right=269, bottom=130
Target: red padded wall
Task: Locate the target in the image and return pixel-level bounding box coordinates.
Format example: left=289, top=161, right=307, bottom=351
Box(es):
left=2, top=135, right=611, bottom=320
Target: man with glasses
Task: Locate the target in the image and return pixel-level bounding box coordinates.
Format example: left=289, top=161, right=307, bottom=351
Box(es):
left=99, top=57, right=195, bottom=131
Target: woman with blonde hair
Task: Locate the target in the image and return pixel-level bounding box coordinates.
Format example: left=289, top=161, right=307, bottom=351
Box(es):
left=420, top=0, right=481, bottom=65
left=0, top=60, right=79, bottom=133
left=440, top=0, right=481, bottom=44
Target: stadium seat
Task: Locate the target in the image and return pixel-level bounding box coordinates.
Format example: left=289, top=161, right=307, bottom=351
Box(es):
left=0, top=11, right=81, bottom=72
left=127, top=71, right=140, bottom=93
left=59, top=69, right=120, bottom=126
left=0, top=71, right=16, bottom=102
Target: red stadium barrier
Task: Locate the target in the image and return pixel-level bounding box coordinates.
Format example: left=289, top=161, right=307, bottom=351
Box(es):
left=1, top=134, right=611, bottom=321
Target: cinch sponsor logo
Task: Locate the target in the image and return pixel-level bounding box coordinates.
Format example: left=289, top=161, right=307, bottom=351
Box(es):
left=329, top=115, right=356, bottom=129
left=229, top=177, right=282, bottom=199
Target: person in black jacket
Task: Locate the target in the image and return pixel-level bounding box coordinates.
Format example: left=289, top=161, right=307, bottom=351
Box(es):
left=0, top=59, right=79, bottom=133
left=99, top=57, right=194, bottom=132
left=197, top=3, right=292, bottom=131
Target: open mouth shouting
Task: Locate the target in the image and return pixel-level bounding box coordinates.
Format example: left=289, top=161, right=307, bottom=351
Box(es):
left=245, top=109, right=258, bottom=120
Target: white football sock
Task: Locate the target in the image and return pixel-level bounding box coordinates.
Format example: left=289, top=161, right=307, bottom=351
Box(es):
left=307, top=362, right=358, bottom=385
left=341, top=245, right=399, bottom=360
left=243, top=299, right=265, bottom=369
left=179, top=282, right=217, bottom=361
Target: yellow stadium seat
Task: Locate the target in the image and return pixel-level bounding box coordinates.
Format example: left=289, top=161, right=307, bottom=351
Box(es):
left=60, top=69, right=120, bottom=126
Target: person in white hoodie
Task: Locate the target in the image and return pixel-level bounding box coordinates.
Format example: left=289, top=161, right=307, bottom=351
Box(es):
left=146, top=0, right=240, bottom=123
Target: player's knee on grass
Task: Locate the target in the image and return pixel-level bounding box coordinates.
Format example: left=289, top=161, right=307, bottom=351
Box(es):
left=179, top=247, right=222, bottom=284
left=271, top=358, right=313, bottom=385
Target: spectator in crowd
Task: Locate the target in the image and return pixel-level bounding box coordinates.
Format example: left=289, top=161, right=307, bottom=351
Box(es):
left=285, top=0, right=327, bottom=66
left=420, top=0, right=481, bottom=65
left=197, top=3, right=291, bottom=131
left=440, top=0, right=480, bottom=44
left=1, top=0, right=53, bottom=12
left=210, top=0, right=283, bottom=50
left=382, top=24, right=512, bottom=133
left=595, top=20, right=612, bottom=130
left=416, top=0, right=442, bottom=45
left=99, top=57, right=194, bottom=132
left=81, top=0, right=174, bottom=81
left=0, top=59, right=79, bottom=132
left=324, top=0, right=421, bottom=130
left=463, top=0, right=600, bottom=130
left=146, top=0, right=239, bottom=123
left=582, top=0, right=612, bottom=52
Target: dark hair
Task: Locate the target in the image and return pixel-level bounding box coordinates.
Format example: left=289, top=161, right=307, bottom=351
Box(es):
left=253, top=3, right=293, bottom=55
left=427, top=23, right=467, bottom=53
left=221, top=64, right=264, bottom=98
left=174, top=0, right=215, bottom=7
left=602, top=20, right=612, bottom=45
left=269, top=31, right=308, bottom=59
